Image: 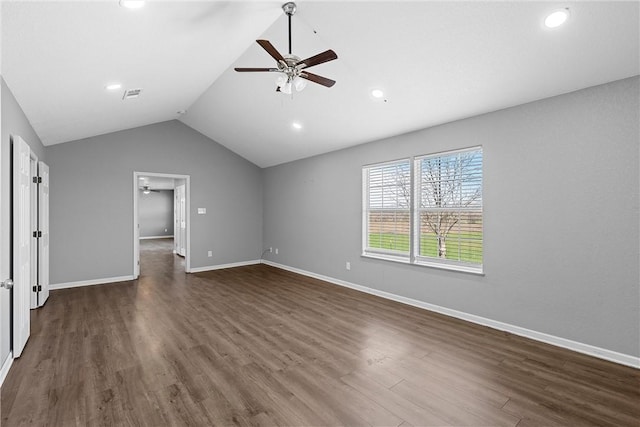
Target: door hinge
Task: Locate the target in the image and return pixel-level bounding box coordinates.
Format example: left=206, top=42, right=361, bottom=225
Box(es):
left=32, top=176, right=42, bottom=184
left=32, top=285, right=41, bottom=292
left=33, top=231, right=42, bottom=238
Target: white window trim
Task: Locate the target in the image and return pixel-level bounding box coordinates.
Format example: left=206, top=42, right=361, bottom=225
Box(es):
left=361, top=252, right=483, bottom=275
left=414, top=257, right=484, bottom=274
left=361, top=252, right=411, bottom=264
left=362, top=147, right=483, bottom=275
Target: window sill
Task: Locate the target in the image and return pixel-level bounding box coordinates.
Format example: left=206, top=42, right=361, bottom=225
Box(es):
left=361, top=252, right=411, bottom=264
left=361, top=252, right=484, bottom=276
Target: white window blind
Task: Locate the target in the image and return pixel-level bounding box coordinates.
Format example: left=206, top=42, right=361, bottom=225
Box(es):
left=362, top=159, right=411, bottom=258
left=415, top=147, right=483, bottom=271
left=362, top=147, right=483, bottom=274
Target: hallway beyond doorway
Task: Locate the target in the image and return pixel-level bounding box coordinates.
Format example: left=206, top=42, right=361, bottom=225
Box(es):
left=139, top=238, right=183, bottom=276
left=133, top=171, right=190, bottom=278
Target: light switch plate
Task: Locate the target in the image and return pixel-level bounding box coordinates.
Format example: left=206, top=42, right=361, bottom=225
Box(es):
left=198, top=208, right=206, bottom=214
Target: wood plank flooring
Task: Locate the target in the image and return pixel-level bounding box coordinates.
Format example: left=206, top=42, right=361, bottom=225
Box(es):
left=2, top=238, right=639, bottom=426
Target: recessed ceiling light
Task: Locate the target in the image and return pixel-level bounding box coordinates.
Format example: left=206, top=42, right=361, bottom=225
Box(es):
left=139, top=177, right=146, bottom=180
left=292, top=122, right=303, bottom=130
left=371, top=89, right=384, bottom=99
left=105, top=83, right=122, bottom=91
left=120, top=0, right=145, bottom=9
left=545, top=9, right=569, bottom=28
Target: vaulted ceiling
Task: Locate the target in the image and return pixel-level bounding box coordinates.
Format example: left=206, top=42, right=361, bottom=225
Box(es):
left=3, top=1, right=639, bottom=167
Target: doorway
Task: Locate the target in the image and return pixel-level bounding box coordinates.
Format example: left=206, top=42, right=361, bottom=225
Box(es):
left=133, top=172, right=190, bottom=278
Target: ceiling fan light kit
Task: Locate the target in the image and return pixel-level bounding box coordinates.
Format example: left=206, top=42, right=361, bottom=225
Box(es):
left=234, top=2, right=338, bottom=94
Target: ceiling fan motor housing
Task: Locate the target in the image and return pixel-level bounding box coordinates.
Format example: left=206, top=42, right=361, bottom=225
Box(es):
left=278, top=54, right=303, bottom=81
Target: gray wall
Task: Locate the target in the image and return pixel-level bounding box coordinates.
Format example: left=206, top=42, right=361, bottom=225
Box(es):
left=262, top=76, right=640, bottom=357
left=138, top=189, right=174, bottom=238
left=1, top=77, right=45, bottom=368
left=46, top=120, right=263, bottom=284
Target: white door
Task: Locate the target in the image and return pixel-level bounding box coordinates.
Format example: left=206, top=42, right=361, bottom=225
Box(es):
left=0, top=68, right=12, bottom=372
left=13, top=136, right=31, bottom=358
left=38, top=162, right=50, bottom=306
left=176, top=184, right=186, bottom=256
left=174, top=190, right=179, bottom=253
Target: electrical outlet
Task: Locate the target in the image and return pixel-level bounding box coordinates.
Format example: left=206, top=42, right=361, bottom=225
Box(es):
left=275, top=248, right=279, bottom=255
left=164, top=228, right=167, bottom=232
left=269, top=247, right=273, bottom=253
left=207, top=251, right=212, bottom=257
left=346, top=262, right=351, bottom=270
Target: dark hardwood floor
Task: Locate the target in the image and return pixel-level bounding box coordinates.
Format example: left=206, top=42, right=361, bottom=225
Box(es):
left=2, top=238, right=639, bottom=426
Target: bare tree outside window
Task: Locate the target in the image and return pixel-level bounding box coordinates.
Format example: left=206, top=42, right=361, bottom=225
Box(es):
left=417, top=149, right=482, bottom=263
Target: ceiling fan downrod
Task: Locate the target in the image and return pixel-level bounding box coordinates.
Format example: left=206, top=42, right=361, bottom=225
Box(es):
left=282, top=2, right=296, bottom=55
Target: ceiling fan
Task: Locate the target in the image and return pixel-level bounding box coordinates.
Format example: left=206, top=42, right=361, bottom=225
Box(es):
left=140, top=185, right=159, bottom=194
left=234, top=2, right=338, bottom=94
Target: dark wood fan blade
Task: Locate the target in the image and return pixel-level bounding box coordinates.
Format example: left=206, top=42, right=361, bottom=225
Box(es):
left=300, top=71, right=336, bottom=88
left=234, top=68, right=278, bottom=72
left=256, top=39, right=285, bottom=62
left=296, top=49, right=338, bottom=69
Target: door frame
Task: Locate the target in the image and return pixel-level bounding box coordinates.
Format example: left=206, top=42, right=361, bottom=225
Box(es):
left=174, top=183, right=186, bottom=257
left=29, top=152, right=38, bottom=309
left=132, top=171, right=191, bottom=278
left=37, top=161, right=50, bottom=307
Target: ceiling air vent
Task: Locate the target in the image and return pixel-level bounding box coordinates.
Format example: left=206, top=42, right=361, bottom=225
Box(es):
left=123, top=88, right=143, bottom=100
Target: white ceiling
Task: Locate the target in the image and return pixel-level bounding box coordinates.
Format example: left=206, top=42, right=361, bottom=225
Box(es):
left=3, top=1, right=639, bottom=168
left=138, top=176, right=175, bottom=190
left=2, top=1, right=281, bottom=145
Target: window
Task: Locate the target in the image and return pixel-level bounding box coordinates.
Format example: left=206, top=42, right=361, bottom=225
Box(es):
left=363, top=147, right=483, bottom=274
left=362, top=159, right=411, bottom=260
left=415, top=147, right=483, bottom=271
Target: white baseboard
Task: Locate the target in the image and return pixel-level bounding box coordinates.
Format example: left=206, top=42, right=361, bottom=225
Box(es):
left=139, top=236, right=173, bottom=240
left=50, top=275, right=135, bottom=290
left=190, top=260, right=261, bottom=273
left=0, top=352, right=13, bottom=388
left=261, top=260, right=640, bottom=369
